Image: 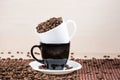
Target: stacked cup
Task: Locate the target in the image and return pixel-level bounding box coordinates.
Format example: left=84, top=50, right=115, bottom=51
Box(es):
left=31, top=17, right=77, bottom=70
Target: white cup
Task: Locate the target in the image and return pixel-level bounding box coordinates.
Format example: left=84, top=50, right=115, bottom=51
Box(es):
left=36, top=20, right=77, bottom=44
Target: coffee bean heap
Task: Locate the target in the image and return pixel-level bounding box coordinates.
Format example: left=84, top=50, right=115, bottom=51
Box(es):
left=0, top=59, right=33, bottom=80
left=36, top=17, right=63, bottom=33
left=0, top=58, right=78, bottom=80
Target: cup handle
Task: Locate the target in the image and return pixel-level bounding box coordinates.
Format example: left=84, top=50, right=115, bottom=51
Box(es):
left=31, top=45, right=44, bottom=64
left=66, top=20, right=77, bottom=40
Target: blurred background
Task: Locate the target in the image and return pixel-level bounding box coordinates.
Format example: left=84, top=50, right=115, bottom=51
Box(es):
left=0, top=0, right=120, bottom=58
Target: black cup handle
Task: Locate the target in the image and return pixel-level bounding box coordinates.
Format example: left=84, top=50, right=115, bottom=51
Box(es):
left=31, top=45, right=44, bottom=64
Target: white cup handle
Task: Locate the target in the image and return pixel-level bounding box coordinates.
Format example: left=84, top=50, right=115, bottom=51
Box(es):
left=66, top=20, right=77, bottom=40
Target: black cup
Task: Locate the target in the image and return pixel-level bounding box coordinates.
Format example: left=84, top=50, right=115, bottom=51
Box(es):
left=31, top=42, right=70, bottom=70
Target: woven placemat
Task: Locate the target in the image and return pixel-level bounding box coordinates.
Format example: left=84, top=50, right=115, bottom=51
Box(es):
left=0, top=58, right=120, bottom=80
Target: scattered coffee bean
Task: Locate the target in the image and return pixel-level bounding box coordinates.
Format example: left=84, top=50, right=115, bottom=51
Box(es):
left=28, top=55, right=31, bottom=58
left=17, top=51, right=19, bottom=54
left=11, top=55, right=14, bottom=57
left=84, top=56, right=87, bottom=58
left=109, top=72, right=112, bottom=74
left=118, top=55, right=120, bottom=57
left=71, top=52, right=74, bottom=55
left=7, top=58, right=11, bottom=60
left=103, top=55, right=107, bottom=58
left=93, top=61, right=97, bottom=64
left=35, top=52, right=40, bottom=55
left=75, top=58, right=79, bottom=62
left=1, top=52, right=4, bottom=54
left=2, top=58, right=5, bottom=60
left=27, top=52, right=31, bottom=58
left=39, top=65, right=47, bottom=69
left=70, top=56, right=75, bottom=60
left=21, top=52, right=23, bottom=54
left=92, top=57, right=96, bottom=60
left=27, top=52, right=30, bottom=54
left=65, top=65, right=73, bottom=70
left=8, top=52, right=11, bottom=54
left=19, top=58, right=23, bottom=60
left=107, top=56, right=110, bottom=58
left=95, top=72, right=99, bottom=74
left=27, top=54, right=29, bottom=57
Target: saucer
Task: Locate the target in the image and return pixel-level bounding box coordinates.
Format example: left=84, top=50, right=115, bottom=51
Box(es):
left=29, top=60, right=82, bottom=75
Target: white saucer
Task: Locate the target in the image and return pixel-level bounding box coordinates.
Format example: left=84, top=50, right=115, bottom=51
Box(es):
left=29, top=60, right=82, bottom=75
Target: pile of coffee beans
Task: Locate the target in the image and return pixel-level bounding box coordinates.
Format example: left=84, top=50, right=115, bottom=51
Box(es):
left=0, top=58, right=78, bottom=80
left=36, top=17, right=63, bottom=33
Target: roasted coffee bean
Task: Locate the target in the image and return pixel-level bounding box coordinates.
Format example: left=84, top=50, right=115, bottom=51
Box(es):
left=7, top=58, right=11, bottom=60
left=39, top=65, right=47, bottom=69
left=27, top=54, right=29, bottom=57
left=93, top=61, right=97, bottom=64
left=11, top=55, right=14, bottom=57
left=103, top=55, right=107, bottom=58
left=95, top=72, right=99, bottom=74
left=0, top=52, right=4, bottom=54
left=118, top=55, right=120, bottom=57
left=19, top=58, right=23, bottom=60
left=17, top=51, right=19, bottom=54
left=107, top=56, right=110, bottom=59
left=71, top=52, right=74, bottom=55
left=70, top=56, right=75, bottom=60
left=83, top=61, right=87, bottom=64
left=34, top=52, right=40, bottom=55
left=8, top=52, right=11, bottom=54
left=27, top=52, right=30, bottom=54
left=65, top=65, right=73, bottom=70
left=84, top=56, right=87, bottom=58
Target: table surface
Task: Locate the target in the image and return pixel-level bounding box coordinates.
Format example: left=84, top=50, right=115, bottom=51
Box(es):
left=0, top=51, right=120, bottom=59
